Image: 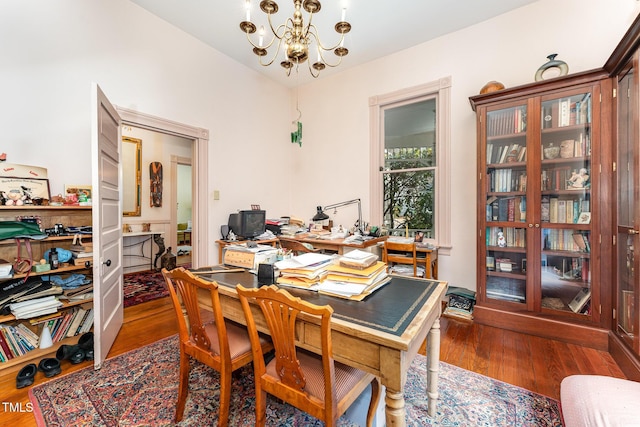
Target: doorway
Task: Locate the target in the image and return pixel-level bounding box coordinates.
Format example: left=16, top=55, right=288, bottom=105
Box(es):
left=174, top=159, right=192, bottom=266
left=116, top=106, right=209, bottom=268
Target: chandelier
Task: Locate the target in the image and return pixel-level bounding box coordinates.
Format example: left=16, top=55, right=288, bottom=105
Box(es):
left=239, top=0, right=351, bottom=78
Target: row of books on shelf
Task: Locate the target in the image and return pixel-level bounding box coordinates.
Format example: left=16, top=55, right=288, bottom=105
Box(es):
left=487, top=143, right=527, bottom=165
left=542, top=229, right=590, bottom=253
left=487, top=107, right=526, bottom=137
left=0, top=323, right=40, bottom=362
left=542, top=94, right=591, bottom=129
left=486, top=196, right=526, bottom=222
left=487, top=169, right=526, bottom=193
left=486, top=227, right=526, bottom=248
left=541, top=196, right=590, bottom=224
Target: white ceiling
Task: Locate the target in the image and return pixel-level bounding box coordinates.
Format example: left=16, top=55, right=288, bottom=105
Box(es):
left=130, top=0, right=539, bottom=88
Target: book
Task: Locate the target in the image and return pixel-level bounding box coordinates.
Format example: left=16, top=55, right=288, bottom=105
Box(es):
left=568, top=287, right=591, bottom=313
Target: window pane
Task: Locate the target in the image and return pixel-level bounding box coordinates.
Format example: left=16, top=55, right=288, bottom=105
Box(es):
left=382, top=97, right=436, bottom=239
left=383, top=170, right=435, bottom=237
left=384, top=99, right=436, bottom=169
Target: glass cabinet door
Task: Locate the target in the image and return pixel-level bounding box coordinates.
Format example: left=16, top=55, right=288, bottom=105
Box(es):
left=539, top=91, right=593, bottom=316
left=483, top=104, right=528, bottom=304
left=616, top=62, right=639, bottom=351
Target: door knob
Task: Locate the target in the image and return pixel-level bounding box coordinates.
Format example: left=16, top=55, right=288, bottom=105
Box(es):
left=103, top=259, right=112, bottom=266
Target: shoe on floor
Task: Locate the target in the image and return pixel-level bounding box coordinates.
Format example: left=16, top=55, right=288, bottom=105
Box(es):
left=38, top=358, right=61, bottom=378
left=16, top=363, right=37, bottom=389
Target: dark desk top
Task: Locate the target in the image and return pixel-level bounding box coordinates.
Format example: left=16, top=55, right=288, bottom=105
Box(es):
left=195, top=270, right=440, bottom=338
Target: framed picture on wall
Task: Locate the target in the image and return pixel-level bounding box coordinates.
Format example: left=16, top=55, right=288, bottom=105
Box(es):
left=0, top=177, right=50, bottom=205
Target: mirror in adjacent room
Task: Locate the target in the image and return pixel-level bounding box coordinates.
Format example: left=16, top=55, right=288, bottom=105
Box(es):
left=122, top=136, right=142, bottom=216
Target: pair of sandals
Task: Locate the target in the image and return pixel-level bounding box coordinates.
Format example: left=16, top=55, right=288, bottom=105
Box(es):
left=15, top=332, right=93, bottom=389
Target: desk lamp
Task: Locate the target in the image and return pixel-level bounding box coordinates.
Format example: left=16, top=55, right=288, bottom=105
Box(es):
left=313, top=199, right=363, bottom=235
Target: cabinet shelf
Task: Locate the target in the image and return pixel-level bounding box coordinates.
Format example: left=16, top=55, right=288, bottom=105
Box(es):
left=7, top=263, right=91, bottom=281
left=487, top=271, right=526, bottom=280
left=0, top=205, right=93, bottom=372
left=487, top=245, right=526, bottom=253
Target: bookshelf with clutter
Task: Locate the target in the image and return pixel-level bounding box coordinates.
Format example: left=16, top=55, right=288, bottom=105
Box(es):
left=0, top=162, right=94, bottom=372
left=470, top=70, right=610, bottom=346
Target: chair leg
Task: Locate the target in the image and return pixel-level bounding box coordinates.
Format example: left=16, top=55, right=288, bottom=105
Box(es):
left=218, top=369, right=232, bottom=427
left=254, top=388, right=267, bottom=427
left=174, top=353, right=190, bottom=422
left=366, top=377, right=381, bottom=427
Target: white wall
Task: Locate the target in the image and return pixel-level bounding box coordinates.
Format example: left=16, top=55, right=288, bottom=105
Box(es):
left=291, top=0, right=640, bottom=290
left=0, top=0, right=293, bottom=262
left=1, top=0, right=639, bottom=290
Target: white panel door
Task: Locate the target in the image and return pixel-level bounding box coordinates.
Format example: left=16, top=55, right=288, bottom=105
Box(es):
left=91, top=83, right=123, bottom=369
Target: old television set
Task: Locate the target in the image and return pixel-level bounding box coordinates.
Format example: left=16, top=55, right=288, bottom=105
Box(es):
left=228, top=210, right=266, bottom=239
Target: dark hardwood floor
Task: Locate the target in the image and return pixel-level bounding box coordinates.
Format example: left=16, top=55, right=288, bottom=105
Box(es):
left=0, top=298, right=625, bottom=426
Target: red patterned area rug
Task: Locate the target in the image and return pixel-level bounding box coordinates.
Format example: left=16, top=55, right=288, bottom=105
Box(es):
left=123, top=263, right=190, bottom=308
left=28, top=335, right=563, bottom=426
left=123, top=269, right=169, bottom=308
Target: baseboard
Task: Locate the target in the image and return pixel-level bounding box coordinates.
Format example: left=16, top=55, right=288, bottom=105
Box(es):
left=609, top=332, right=640, bottom=381
left=473, top=305, right=608, bottom=350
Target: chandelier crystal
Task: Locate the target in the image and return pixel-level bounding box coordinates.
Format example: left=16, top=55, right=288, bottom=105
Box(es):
left=240, top=0, right=351, bottom=78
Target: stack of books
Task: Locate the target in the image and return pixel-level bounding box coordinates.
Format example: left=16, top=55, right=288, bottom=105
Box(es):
left=70, top=234, right=93, bottom=266
left=275, top=253, right=334, bottom=290
left=443, top=286, right=476, bottom=321
left=318, top=254, right=390, bottom=301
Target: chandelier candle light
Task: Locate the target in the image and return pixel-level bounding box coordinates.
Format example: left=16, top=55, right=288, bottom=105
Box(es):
left=240, top=0, right=351, bottom=77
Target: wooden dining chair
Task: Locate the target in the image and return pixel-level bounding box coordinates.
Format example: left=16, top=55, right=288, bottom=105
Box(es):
left=161, top=267, right=273, bottom=425
left=236, top=284, right=381, bottom=427
left=278, top=236, right=320, bottom=255
left=382, top=240, right=418, bottom=277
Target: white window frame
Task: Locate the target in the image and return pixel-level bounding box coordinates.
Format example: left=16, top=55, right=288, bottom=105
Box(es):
left=369, top=77, right=452, bottom=254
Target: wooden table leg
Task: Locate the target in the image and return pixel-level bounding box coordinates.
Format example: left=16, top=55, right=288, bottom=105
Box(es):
left=384, top=387, right=406, bottom=427
left=427, top=318, right=441, bottom=416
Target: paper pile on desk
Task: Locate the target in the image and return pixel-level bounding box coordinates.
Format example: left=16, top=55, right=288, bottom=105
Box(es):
left=275, top=253, right=334, bottom=290
left=318, top=259, right=390, bottom=301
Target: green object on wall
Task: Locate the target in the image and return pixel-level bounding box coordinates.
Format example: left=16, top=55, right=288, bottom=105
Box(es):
left=291, top=121, right=302, bottom=147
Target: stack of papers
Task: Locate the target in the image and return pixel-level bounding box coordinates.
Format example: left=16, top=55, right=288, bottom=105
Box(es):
left=9, top=296, right=63, bottom=319
left=318, top=261, right=391, bottom=301
left=275, top=253, right=334, bottom=290
left=339, top=249, right=378, bottom=270
left=0, top=263, right=12, bottom=279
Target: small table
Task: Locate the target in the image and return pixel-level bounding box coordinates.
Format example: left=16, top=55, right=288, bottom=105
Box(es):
left=123, top=231, right=164, bottom=271
left=215, top=238, right=279, bottom=264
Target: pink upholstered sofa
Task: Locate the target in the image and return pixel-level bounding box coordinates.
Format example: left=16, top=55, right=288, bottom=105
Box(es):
left=561, top=375, right=640, bottom=426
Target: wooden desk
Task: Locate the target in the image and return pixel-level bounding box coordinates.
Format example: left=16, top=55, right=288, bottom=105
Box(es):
left=215, top=238, right=279, bottom=264
left=123, top=231, right=164, bottom=271
left=195, top=271, right=447, bottom=426
left=291, top=234, right=387, bottom=255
